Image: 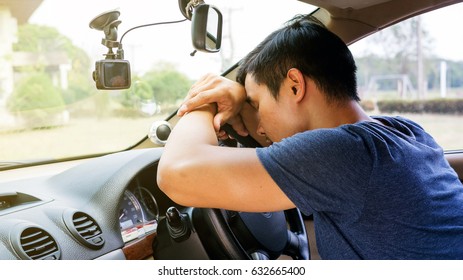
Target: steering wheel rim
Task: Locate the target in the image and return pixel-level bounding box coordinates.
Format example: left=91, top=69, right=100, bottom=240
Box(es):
left=189, top=124, right=309, bottom=260
left=192, top=207, right=310, bottom=260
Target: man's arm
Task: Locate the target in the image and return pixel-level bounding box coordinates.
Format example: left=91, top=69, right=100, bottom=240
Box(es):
left=178, top=74, right=269, bottom=146
left=157, top=104, right=295, bottom=212
left=178, top=74, right=248, bottom=136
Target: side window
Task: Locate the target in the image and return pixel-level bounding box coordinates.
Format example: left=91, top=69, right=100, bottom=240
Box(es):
left=350, top=4, right=463, bottom=151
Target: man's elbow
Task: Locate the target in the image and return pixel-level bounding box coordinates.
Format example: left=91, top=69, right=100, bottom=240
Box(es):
left=156, top=159, right=191, bottom=206
left=157, top=160, right=176, bottom=196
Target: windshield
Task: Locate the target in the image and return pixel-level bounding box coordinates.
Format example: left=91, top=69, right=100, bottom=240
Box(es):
left=349, top=3, right=463, bottom=151
left=0, top=0, right=315, bottom=165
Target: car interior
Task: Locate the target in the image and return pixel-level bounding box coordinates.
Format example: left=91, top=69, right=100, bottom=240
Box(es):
left=0, top=0, right=462, bottom=260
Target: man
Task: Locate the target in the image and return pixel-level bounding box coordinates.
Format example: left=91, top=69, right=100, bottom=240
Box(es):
left=157, top=15, right=463, bottom=259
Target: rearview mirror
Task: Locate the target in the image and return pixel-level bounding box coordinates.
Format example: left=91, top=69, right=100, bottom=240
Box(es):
left=191, top=4, right=222, bottom=53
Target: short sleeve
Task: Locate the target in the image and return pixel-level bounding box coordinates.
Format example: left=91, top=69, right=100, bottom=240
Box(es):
left=256, top=128, right=372, bottom=219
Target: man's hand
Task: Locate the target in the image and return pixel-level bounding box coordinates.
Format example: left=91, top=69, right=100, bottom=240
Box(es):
left=177, top=74, right=248, bottom=137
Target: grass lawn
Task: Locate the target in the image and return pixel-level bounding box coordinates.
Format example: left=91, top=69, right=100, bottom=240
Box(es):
left=0, top=116, right=162, bottom=162
left=396, top=113, right=462, bottom=151
left=0, top=113, right=461, bottom=163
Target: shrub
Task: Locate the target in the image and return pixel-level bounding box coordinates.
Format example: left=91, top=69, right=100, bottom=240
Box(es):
left=377, top=99, right=463, bottom=115
left=7, top=73, right=67, bottom=128
left=360, top=99, right=376, bottom=112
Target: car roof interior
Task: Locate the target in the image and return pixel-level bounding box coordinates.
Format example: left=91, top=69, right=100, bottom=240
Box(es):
left=302, top=0, right=461, bottom=44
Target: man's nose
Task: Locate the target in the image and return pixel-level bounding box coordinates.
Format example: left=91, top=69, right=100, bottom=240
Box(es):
left=256, top=125, right=265, bottom=137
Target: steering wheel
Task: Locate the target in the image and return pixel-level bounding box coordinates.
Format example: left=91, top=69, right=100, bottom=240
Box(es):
left=192, top=208, right=309, bottom=259
left=153, top=125, right=310, bottom=260
left=192, top=124, right=309, bottom=259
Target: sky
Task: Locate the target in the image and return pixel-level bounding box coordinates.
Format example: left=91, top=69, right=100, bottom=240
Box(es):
left=348, top=3, right=463, bottom=61
left=419, top=3, right=463, bottom=61
left=28, top=0, right=313, bottom=78
left=29, top=0, right=463, bottom=78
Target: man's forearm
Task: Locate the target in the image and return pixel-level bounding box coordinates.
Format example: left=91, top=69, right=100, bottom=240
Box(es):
left=164, top=104, right=218, bottom=160
left=158, top=104, right=219, bottom=181
left=157, top=104, right=220, bottom=204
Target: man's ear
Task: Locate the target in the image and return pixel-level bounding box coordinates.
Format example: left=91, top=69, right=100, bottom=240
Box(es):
left=286, top=68, right=306, bottom=103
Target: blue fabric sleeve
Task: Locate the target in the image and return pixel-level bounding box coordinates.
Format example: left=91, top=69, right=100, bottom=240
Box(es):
left=256, top=127, right=372, bottom=220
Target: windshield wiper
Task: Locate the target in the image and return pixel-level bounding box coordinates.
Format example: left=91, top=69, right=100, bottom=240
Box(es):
left=0, top=162, right=26, bottom=168
left=0, top=158, right=55, bottom=171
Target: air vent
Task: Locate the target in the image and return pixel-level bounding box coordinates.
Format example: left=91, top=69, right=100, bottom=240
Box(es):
left=63, top=210, right=105, bottom=249
left=10, top=224, right=61, bottom=260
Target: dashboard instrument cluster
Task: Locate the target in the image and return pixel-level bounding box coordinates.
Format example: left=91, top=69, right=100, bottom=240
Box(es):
left=119, top=178, right=159, bottom=243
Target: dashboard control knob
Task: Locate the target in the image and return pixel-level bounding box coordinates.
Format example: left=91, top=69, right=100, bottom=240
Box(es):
left=166, top=207, right=191, bottom=242
left=148, top=121, right=172, bottom=145
left=166, top=207, right=183, bottom=227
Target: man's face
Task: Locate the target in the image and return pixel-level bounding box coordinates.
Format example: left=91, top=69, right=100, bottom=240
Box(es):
left=244, top=74, right=299, bottom=143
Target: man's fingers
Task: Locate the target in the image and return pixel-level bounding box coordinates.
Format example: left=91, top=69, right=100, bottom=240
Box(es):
left=213, top=113, right=249, bottom=138
left=231, top=121, right=249, bottom=137
left=177, top=90, right=215, bottom=116
left=213, top=114, right=223, bottom=132
left=216, top=129, right=228, bottom=140
left=187, top=74, right=217, bottom=99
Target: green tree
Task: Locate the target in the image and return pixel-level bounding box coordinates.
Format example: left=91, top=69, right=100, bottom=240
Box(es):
left=64, top=47, right=97, bottom=104
left=354, top=16, right=435, bottom=93
left=13, top=24, right=94, bottom=104
left=142, top=63, right=193, bottom=105
left=132, top=80, right=154, bottom=101
left=7, top=73, right=64, bottom=112
left=120, top=78, right=153, bottom=108
left=6, top=73, right=66, bottom=128
left=119, top=63, right=192, bottom=115
left=14, top=24, right=87, bottom=61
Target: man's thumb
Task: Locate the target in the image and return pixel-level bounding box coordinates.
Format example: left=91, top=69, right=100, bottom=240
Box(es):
left=213, top=114, right=223, bottom=132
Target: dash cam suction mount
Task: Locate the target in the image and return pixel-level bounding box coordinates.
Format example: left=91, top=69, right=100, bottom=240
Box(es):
left=90, top=9, right=124, bottom=59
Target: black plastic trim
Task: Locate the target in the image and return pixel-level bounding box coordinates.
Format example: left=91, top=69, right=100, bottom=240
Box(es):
left=63, top=209, right=105, bottom=250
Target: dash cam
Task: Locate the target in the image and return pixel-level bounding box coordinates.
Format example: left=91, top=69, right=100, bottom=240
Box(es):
left=93, top=59, right=131, bottom=90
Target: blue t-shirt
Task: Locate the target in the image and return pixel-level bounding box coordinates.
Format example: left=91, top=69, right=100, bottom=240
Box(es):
left=256, top=116, right=463, bottom=259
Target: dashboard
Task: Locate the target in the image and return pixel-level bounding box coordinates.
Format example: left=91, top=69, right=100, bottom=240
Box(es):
left=0, top=148, right=174, bottom=260
left=2, top=146, right=458, bottom=260
left=119, top=187, right=158, bottom=243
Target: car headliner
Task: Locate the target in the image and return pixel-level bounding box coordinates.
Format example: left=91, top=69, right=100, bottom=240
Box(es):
left=301, top=0, right=463, bottom=44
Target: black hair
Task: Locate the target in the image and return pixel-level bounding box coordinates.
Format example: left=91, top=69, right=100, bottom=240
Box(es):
left=236, top=15, right=359, bottom=102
